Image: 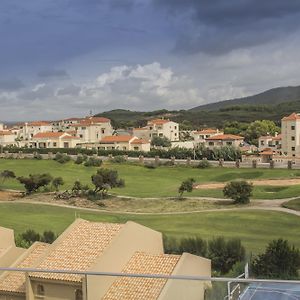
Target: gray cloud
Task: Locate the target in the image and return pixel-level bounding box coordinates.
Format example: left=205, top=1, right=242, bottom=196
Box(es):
left=56, top=84, right=81, bottom=96
left=154, top=0, right=300, bottom=55
left=37, top=69, right=69, bottom=78
left=0, top=78, right=24, bottom=91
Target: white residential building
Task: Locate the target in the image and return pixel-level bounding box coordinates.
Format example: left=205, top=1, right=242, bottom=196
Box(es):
left=70, top=117, right=113, bottom=143
left=30, top=132, right=81, bottom=148
left=281, top=112, right=300, bottom=157
left=191, top=129, right=223, bottom=145
left=98, top=135, right=151, bottom=151
left=205, top=134, right=244, bottom=149
left=17, top=121, right=54, bottom=140
left=0, top=130, right=16, bottom=146
left=133, top=119, right=179, bottom=142
left=258, top=134, right=282, bottom=152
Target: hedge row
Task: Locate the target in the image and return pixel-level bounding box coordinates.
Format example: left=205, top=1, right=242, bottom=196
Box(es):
left=1, top=146, right=241, bottom=161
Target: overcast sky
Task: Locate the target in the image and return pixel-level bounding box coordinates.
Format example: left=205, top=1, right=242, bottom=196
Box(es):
left=1, top=0, right=300, bottom=121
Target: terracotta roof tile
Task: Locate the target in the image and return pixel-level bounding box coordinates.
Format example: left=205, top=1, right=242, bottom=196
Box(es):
left=103, top=252, right=180, bottom=300
left=100, top=136, right=133, bottom=143
left=32, top=132, right=65, bottom=139
left=0, top=131, right=14, bottom=136
left=30, top=220, right=123, bottom=282
left=27, top=121, right=51, bottom=126
left=206, top=134, right=244, bottom=140
left=0, top=242, right=49, bottom=294
left=282, top=112, right=300, bottom=121
left=148, top=119, right=170, bottom=125
left=194, top=129, right=219, bottom=134
left=131, top=138, right=149, bottom=145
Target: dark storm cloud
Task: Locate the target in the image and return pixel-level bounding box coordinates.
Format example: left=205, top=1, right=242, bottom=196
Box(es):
left=154, top=0, right=300, bottom=55
left=38, top=69, right=69, bottom=79
left=0, top=78, right=24, bottom=91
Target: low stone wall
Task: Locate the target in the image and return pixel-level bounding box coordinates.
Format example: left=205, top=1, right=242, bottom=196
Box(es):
left=1, top=151, right=300, bottom=169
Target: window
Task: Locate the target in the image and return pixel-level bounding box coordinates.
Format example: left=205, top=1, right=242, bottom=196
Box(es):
left=174, top=133, right=177, bottom=136
left=159, top=133, right=163, bottom=137
left=53, top=142, right=57, bottom=147
left=292, top=147, right=295, bottom=151
left=260, top=141, right=264, bottom=146
left=209, top=142, right=214, bottom=146
left=134, top=147, right=139, bottom=151
left=37, top=284, right=45, bottom=296
left=292, top=136, right=295, bottom=141
left=79, top=135, right=83, bottom=138
left=226, top=141, right=232, bottom=145
left=75, top=289, right=83, bottom=300
left=64, top=142, right=69, bottom=148
left=101, top=129, right=105, bottom=134
left=174, top=126, right=177, bottom=129
left=291, top=125, right=295, bottom=130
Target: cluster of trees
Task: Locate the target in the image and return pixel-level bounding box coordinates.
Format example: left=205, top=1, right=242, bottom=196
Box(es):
left=164, top=236, right=245, bottom=274
left=165, top=236, right=300, bottom=279
left=224, top=120, right=280, bottom=146
left=223, top=180, right=253, bottom=204
left=16, top=229, right=57, bottom=248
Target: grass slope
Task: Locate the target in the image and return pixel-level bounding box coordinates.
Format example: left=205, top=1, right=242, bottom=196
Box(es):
left=0, top=203, right=299, bottom=253
left=1, top=159, right=300, bottom=198
left=283, top=198, right=300, bottom=211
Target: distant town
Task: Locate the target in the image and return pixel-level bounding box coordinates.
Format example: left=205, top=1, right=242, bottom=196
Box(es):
left=0, top=112, right=300, bottom=164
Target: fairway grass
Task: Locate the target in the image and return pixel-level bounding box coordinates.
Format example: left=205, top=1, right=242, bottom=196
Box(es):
left=0, top=202, right=299, bottom=254
left=283, top=198, right=300, bottom=211
left=1, top=159, right=300, bottom=199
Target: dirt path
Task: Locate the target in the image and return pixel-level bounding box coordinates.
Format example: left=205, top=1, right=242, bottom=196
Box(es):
left=195, top=178, right=300, bottom=190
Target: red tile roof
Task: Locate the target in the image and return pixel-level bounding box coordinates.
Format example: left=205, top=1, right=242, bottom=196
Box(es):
left=282, top=112, right=300, bottom=121
left=100, top=135, right=133, bottom=143
left=33, top=132, right=65, bottom=139
left=206, top=134, right=244, bottom=140
left=131, top=138, right=149, bottom=144
left=148, top=119, right=170, bottom=125
left=27, top=121, right=51, bottom=126
left=194, top=129, right=219, bottom=134
left=0, top=131, right=13, bottom=136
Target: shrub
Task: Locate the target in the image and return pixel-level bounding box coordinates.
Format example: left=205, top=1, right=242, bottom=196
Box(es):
left=75, top=155, right=84, bottom=164
left=144, top=163, right=157, bottom=169
left=208, top=237, right=245, bottom=274
left=223, top=181, right=253, bottom=204
left=251, top=239, right=300, bottom=279
left=52, top=177, right=64, bottom=191
left=17, top=173, right=53, bottom=194
left=0, top=170, right=16, bottom=183
left=196, top=160, right=211, bottom=169
left=15, top=229, right=57, bottom=248
left=111, top=155, right=127, bottom=163
left=84, top=157, right=102, bottom=167
left=54, top=152, right=71, bottom=164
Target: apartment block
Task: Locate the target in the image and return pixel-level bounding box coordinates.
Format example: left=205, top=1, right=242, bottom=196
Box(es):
left=133, top=119, right=179, bottom=142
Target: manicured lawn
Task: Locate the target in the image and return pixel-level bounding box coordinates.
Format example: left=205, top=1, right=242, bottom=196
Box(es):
left=283, top=198, right=300, bottom=211
left=0, top=203, right=299, bottom=254
left=1, top=159, right=300, bottom=198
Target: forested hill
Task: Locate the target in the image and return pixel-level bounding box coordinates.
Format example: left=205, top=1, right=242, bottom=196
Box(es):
left=95, top=86, right=300, bottom=129
left=190, top=85, right=300, bottom=111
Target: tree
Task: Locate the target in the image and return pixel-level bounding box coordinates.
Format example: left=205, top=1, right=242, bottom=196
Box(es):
left=151, top=136, right=172, bottom=148
left=41, top=230, right=57, bottom=243
left=91, top=168, right=125, bottom=197
left=208, top=237, right=245, bottom=274
left=251, top=239, right=300, bottom=279
left=0, top=170, right=16, bottom=184
left=16, top=229, right=57, bottom=248
left=223, top=181, right=253, bottom=204
left=245, top=120, right=280, bottom=145
left=17, top=173, right=53, bottom=194
left=52, top=177, right=64, bottom=191
left=178, top=178, right=195, bottom=198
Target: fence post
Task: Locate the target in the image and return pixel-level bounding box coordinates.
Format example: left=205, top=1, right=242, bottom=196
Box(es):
left=171, top=156, right=176, bottom=165
left=269, top=160, right=274, bottom=169
left=139, top=155, right=144, bottom=165
left=236, top=159, right=240, bottom=168
left=155, top=156, right=160, bottom=165
left=219, top=159, right=224, bottom=167
left=186, top=157, right=191, bottom=166
left=48, top=152, right=53, bottom=159
left=252, top=160, right=257, bottom=168
left=288, top=160, right=293, bottom=169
